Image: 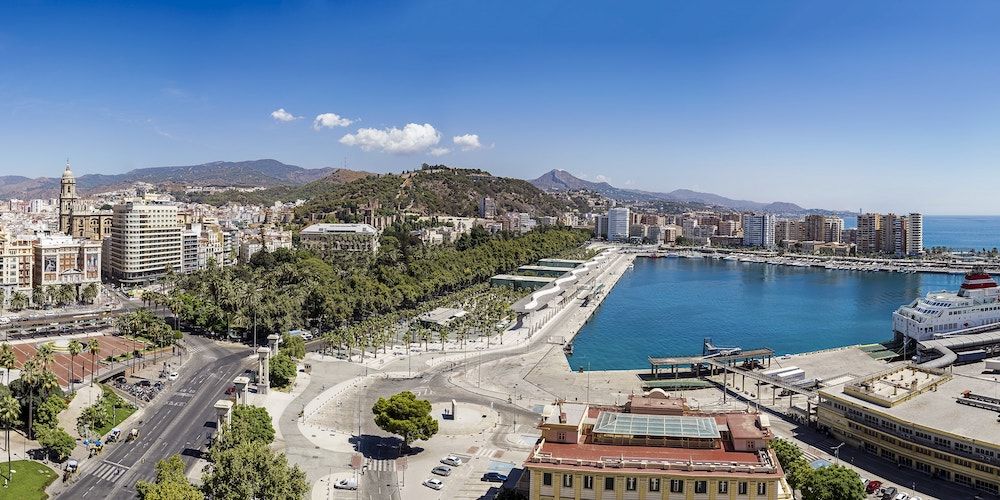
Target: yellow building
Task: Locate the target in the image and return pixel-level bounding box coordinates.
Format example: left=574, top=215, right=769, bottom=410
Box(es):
left=818, top=364, right=1000, bottom=497
left=523, top=393, right=792, bottom=500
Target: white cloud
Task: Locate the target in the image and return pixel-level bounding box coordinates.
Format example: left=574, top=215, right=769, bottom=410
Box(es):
left=313, top=112, right=353, bottom=130
left=430, top=147, right=451, bottom=156
left=271, top=108, right=300, bottom=122
left=594, top=174, right=609, bottom=182
left=452, top=133, right=482, bottom=151
left=339, top=123, right=442, bottom=155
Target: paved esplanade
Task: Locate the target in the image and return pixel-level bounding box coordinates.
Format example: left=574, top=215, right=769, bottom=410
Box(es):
left=57, top=336, right=252, bottom=499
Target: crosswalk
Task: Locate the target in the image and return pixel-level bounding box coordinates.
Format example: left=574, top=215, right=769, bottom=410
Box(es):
left=463, top=446, right=498, bottom=459
left=366, top=459, right=396, bottom=472
left=90, top=460, right=129, bottom=483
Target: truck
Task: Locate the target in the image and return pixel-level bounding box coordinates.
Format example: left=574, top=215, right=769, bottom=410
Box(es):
left=986, top=358, right=1000, bottom=372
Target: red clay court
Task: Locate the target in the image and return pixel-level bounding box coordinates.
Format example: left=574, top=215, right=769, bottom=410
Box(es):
left=9, top=335, right=148, bottom=389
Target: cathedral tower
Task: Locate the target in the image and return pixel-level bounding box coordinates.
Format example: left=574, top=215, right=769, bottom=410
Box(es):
left=59, top=161, right=78, bottom=234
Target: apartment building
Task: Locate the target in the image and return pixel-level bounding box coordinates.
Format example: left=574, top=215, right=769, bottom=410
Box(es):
left=741, top=214, right=776, bottom=249
left=607, top=208, right=630, bottom=242
left=523, top=392, right=792, bottom=500
left=299, top=223, right=380, bottom=257
left=906, top=213, right=924, bottom=256
left=857, top=213, right=882, bottom=254
left=0, top=234, right=34, bottom=307
left=106, top=201, right=183, bottom=286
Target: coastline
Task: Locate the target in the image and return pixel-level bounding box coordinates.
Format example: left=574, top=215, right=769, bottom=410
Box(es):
left=642, top=246, right=991, bottom=275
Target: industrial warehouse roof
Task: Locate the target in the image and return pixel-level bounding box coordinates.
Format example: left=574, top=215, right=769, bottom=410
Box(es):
left=592, top=412, right=721, bottom=439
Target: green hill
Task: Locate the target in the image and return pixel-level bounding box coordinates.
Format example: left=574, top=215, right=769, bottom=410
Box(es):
left=182, top=165, right=588, bottom=218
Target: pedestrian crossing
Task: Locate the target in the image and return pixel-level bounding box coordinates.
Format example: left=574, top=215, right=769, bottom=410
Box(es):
left=366, top=458, right=396, bottom=472
left=91, top=460, right=129, bottom=483
left=464, top=446, right=497, bottom=459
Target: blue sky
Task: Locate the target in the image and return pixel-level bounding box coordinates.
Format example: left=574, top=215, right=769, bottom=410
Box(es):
left=3, top=1, right=1000, bottom=214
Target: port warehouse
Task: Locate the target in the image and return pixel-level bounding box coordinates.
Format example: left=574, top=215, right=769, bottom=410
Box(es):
left=643, top=333, right=1000, bottom=497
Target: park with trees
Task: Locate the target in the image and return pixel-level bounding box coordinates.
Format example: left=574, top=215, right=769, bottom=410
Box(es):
left=160, top=226, right=589, bottom=355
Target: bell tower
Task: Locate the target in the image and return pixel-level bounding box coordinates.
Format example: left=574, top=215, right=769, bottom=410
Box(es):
left=59, top=161, right=78, bottom=235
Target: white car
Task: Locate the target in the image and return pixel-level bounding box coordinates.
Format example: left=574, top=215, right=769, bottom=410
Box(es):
left=0, top=317, right=10, bottom=325
left=168, top=372, right=179, bottom=381
left=441, top=455, right=463, bottom=466
left=423, top=478, right=444, bottom=490
left=301, top=331, right=314, bottom=340
left=892, top=493, right=909, bottom=500
left=333, top=478, right=358, bottom=490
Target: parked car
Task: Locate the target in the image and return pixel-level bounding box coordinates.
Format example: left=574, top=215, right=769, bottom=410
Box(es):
left=225, top=386, right=236, bottom=395
left=441, top=455, right=463, bottom=466
left=168, top=371, right=179, bottom=381
left=431, top=466, right=452, bottom=476
left=423, top=478, right=444, bottom=490
left=880, top=487, right=897, bottom=500
left=482, top=472, right=508, bottom=482
left=866, top=480, right=883, bottom=494
left=301, top=331, right=314, bottom=340
left=892, top=493, right=909, bottom=500
left=333, top=478, right=358, bottom=490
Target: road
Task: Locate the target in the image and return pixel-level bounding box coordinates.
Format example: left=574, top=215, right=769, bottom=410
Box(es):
left=59, top=335, right=251, bottom=499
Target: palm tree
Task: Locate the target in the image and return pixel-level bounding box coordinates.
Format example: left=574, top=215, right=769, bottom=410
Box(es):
left=8, top=292, right=27, bottom=312
left=68, top=340, right=83, bottom=393
left=19, top=360, right=37, bottom=439
left=35, top=343, right=54, bottom=372
left=0, top=395, right=18, bottom=481
left=80, top=283, right=99, bottom=305
left=87, top=338, right=100, bottom=387
left=0, top=344, right=14, bottom=387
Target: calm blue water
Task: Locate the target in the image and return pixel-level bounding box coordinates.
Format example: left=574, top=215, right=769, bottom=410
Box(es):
left=568, top=258, right=964, bottom=370
left=924, top=216, right=1000, bottom=251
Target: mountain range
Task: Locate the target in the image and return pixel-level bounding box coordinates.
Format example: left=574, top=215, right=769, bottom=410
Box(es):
left=530, top=169, right=852, bottom=216
left=0, top=159, right=337, bottom=199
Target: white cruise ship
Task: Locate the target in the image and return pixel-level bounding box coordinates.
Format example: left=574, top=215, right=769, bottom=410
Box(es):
left=893, top=270, right=1000, bottom=342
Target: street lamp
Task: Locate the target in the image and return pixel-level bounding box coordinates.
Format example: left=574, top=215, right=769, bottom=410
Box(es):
left=831, top=442, right=845, bottom=464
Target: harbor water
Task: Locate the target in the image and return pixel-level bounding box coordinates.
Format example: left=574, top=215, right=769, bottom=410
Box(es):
left=568, top=256, right=964, bottom=371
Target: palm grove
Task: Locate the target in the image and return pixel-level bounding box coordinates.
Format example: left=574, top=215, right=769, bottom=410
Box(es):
left=158, top=224, right=590, bottom=353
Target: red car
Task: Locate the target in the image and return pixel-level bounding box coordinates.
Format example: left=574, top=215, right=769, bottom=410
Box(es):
left=865, top=480, right=882, bottom=494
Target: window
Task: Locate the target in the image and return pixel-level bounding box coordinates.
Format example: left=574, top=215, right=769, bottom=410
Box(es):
left=757, top=482, right=767, bottom=495
left=583, top=475, right=593, bottom=490
left=695, top=480, right=707, bottom=493
left=605, top=477, right=615, bottom=491
left=738, top=481, right=748, bottom=494
left=670, top=479, right=684, bottom=493
left=649, top=478, right=660, bottom=492
left=626, top=477, right=637, bottom=491
left=562, top=474, right=573, bottom=488
left=556, top=431, right=567, bottom=441
left=542, top=473, right=552, bottom=486
left=718, top=481, right=729, bottom=494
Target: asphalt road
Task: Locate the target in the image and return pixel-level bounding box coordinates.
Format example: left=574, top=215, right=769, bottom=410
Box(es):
left=59, top=335, right=251, bottom=499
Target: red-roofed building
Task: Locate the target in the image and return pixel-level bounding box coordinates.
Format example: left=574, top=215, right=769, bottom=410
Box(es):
left=522, top=398, right=792, bottom=500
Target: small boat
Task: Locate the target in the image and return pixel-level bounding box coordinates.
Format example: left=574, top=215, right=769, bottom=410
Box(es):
left=563, top=342, right=574, bottom=355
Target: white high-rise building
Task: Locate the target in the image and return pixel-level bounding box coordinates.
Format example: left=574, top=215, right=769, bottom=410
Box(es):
left=742, top=213, right=776, bottom=249
left=906, top=213, right=924, bottom=256
left=607, top=207, right=630, bottom=241
left=106, top=201, right=183, bottom=286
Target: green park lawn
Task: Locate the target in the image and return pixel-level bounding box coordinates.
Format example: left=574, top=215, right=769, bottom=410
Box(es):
left=0, top=460, right=58, bottom=500
left=95, top=405, right=136, bottom=436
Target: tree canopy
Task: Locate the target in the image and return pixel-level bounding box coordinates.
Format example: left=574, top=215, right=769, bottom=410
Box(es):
left=136, top=454, right=204, bottom=500
left=202, top=441, right=308, bottom=500
left=770, top=438, right=864, bottom=500
left=213, top=405, right=275, bottom=453
left=372, top=391, right=438, bottom=446
left=269, top=353, right=296, bottom=389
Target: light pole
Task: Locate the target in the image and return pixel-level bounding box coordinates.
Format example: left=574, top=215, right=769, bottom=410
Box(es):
left=832, top=442, right=844, bottom=464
